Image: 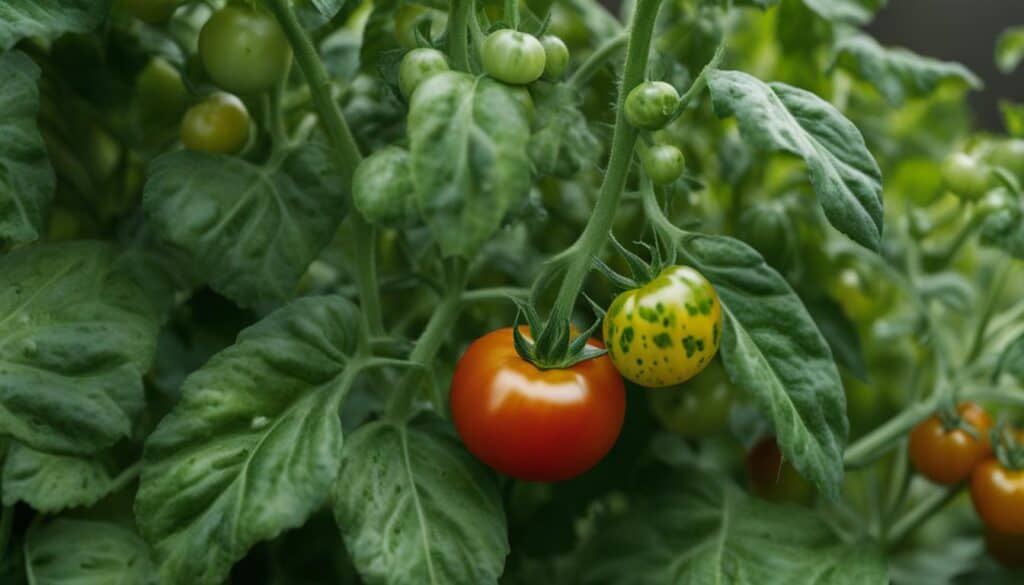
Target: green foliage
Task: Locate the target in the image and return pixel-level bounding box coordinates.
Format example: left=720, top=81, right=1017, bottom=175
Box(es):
left=996, top=27, right=1024, bottom=74
left=0, top=0, right=110, bottom=50
left=24, top=519, right=158, bottom=585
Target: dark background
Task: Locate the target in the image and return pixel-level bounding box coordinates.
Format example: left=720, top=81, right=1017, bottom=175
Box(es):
left=868, top=0, right=1024, bottom=130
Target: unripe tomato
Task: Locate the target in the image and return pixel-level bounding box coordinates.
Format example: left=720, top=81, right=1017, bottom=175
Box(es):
left=985, top=527, right=1024, bottom=567
left=603, top=265, right=722, bottom=388
left=352, top=146, right=418, bottom=227
left=746, top=436, right=814, bottom=504
left=394, top=4, right=447, bottom=49
left=908, top=403, right=993, bottom=485
left=398, top=48, right=449, bottom=98
left=942, top=152, right=991, bottom=200
left=640, top=144, right=685, bottom=185
left=180, top=94, right=250, bottom=154
left=546, top=4, right=589, bottom=49
left=984, top=138, right=1024, bottom=178
left=119, top=0, right=180, bottom=23
left=199, top=5, right=293, bottom=95
left=481, top=30, right=546, bottom=85
left=647, top=357, right=733, bottom=438
left=450, top=327, right=626, bottom=482
left=826, top=259, right=895, bottom=322
left=624, top=81, right=679, bottom=131
left=136, top=57, right=187, bottom=122
left=737, top=201, right=796, bottom=270
left=540, top=35, right=570, bottom=79
left=971, top=458, right=1024, bottom=534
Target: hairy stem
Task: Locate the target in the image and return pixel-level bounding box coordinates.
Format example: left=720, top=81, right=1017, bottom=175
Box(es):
left=568, top=33, right=628, bottom=91
left=449, top=0, right=473, bottom=71
left=542, top=0, right=665, bottom=343
left=267, top=0, right=383, bottom=336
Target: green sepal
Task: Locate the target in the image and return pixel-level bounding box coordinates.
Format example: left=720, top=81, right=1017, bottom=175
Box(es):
left=533, top=314, right=570, bottom=362
left=609, top=232, right=654, bottom=283
left=592, top=257, right=639, bottom=291
left=992, top=422, right=1024, bottom=470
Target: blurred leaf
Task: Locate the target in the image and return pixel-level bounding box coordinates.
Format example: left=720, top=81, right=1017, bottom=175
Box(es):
left=0, top=0, right=109, bottom=51
left=530, top=84, right=602, bottom=179
left=804, top=296, right=868, bottom=380
left=143, top=145, right=348, bottom=308
left=25, top=519, right=158, bottom=585
left=833, top=33, right=981, bottom=106
left=677, top=232, right=847, bottom=501
left=359, top=0, right=400, bottom=71
left=889, top=537, right=981, bottom=585
left=136, top=296, right=362, bottom=585
left=334, top=415, right=509, bottom=585
left=576, top=466, right=888, bottom=584
left=708, top=70, right=884, bottom=252
left=996, top=26, right=1024, bottom=74
left=1000, top=101, right=1024, bottom=138
left=0, top=242, right=158, bottom=455
left=801, top=0, right=882, bottom=25
left=0, top=51, right=54, bottom=244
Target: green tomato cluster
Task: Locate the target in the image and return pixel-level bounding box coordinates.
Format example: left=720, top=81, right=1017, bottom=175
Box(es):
left=481, top=30, right=571, bottom=85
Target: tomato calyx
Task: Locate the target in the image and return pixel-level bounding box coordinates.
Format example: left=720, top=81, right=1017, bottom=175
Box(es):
left=991, top=423, right=1024, bottom=471
left=936, top=401, right=985, bottom=441
left=592, top=232, right=672, bottom=292
left=510, top=301, right=606, bottom=370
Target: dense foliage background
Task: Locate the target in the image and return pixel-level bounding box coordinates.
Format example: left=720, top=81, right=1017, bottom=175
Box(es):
left=1, top=0, right=1024, bottom=584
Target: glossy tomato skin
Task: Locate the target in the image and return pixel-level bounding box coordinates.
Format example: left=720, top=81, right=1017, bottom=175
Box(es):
left=746, top=436, right=814, bottom=504
left=481, top=30, right=546, bottom=85
left=985, top=527, right=1024, bottom=567
left=942, top=152, right=991, bottom=200
left=909, top=402, right=993, bottom=485
left=971, top=459, right=1024, bottom=534
left=603, top=265, right=722, bottom=388
left=641, top=144, right=685, bottom=185
left=624, top=81, right=679, bottom=130
left=647, top=357, right=733, bottom=438
left=540, top=35, right=570, bottom=79
left=450, top=327, right=626, bottom=482
left=180, top=94, right=250, bottom=154
left=199, top=5, right=292, bottom=95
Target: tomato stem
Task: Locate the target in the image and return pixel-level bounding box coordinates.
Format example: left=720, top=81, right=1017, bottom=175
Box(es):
left=567, top=33, right=628, bottom=92
left=386, top=258, right=469, bottom=420
left=266, top=0, right=383, bottom=337
left=536, top=0, right=665, bottom=362
left=844, top=396, right=941, bottom=469
left=884, top=484, right=963, bottom=549
left=449, top=0, right=473, bottom=72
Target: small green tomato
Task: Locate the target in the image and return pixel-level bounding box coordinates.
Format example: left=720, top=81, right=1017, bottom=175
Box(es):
left=540, top=35, right=570, bottom=79
left=180, top=93, right=250, bottom=154
left=399, top=48, right=449, bottom=98
left=603, top=265, right=723, bottom=388
left=136, top=57, right=187, bottom=122
left=647, top=357, right=734, bottom=438
left=624, top=81, right=679, bottom=130
left=198, top=5, right=293, bottom=95
left=641, top=144, right=685, bottom=185
left=942, top=152, right=991, bottom=200
left=482, top=30, right=546, bottom=85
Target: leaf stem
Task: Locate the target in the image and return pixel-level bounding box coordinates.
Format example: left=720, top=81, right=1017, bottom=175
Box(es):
left=449, top=0, right=473, bottom=72
left=461, top=287, right=530, bottom=304
left=567, top=33, right=628, bottom=91
left=267, top=0, right=383, bottom=336
left=540, top=0, right=665, bottom=345
left=964, top=257, right=1013, bottom=365
left=386, top=259, right=469, bottom=420
left=884, top=485, right=964, bottom=548
left=844, top=396, right=940, bottom=469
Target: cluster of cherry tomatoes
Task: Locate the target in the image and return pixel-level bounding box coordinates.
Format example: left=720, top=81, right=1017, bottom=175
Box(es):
left=909, top=402, right=1024, bottom=567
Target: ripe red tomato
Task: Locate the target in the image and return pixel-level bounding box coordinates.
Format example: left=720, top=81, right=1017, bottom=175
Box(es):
left=971, top=458, right=1024, bottom=535
left=984, top=526, right=1024, bottom=567
left=745, top=436, right=814, bottom=504
left=450, top=326, right=626, bottom=482
left=908, top=403, right=992, bottom=485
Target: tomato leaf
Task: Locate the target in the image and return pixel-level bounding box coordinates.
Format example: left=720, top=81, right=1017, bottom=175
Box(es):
left=135, top=296, right=362, bottom=585
left=0, top=0, right=109, bottom=51
left=1001, top=100, right=1024, bottom=138
left=408, top=72, right=531, bottom=258
left=2, top=442, right=117, bottom=513
left=143, top=145, right=348, bottom=308
left=576, top=466, right=888, bottom=584
left=359, top=0, right=400, bottom=72
left=677, top=233, right=848, bottom=501
left=333, top=416, right=509, bottom=585
left=0, top=242, right=158, bottom=455
left=996, top=27, right=1024, bottom=74
left=832, top=33, right=981, bottom=106
left=530, top=84, right=602, bottom=179
left=25, top=519, right=158, bottom=585
left=801, top=0, right=882, bottom=25
left=0, top=51, right=54, bottom=245
left=708, top=69, right=884, bottom=252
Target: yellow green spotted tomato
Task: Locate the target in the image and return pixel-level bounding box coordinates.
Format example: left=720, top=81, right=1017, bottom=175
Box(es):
left=603, top=266, right=722, bottom=388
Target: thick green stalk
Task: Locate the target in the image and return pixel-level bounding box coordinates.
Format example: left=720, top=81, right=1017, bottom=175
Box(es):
left=885, top=485, right=964, bottom=548
left=449, top=0, right=472, bottom=71
left=844, top=396, right=940, bottom=469
left=267, top=0, right=383, bottom=336
left=543, top=0, right=665, bottom=338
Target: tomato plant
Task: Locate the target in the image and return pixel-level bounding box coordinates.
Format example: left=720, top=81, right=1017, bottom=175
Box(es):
left=2, top=0, right=1024, bottom=582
